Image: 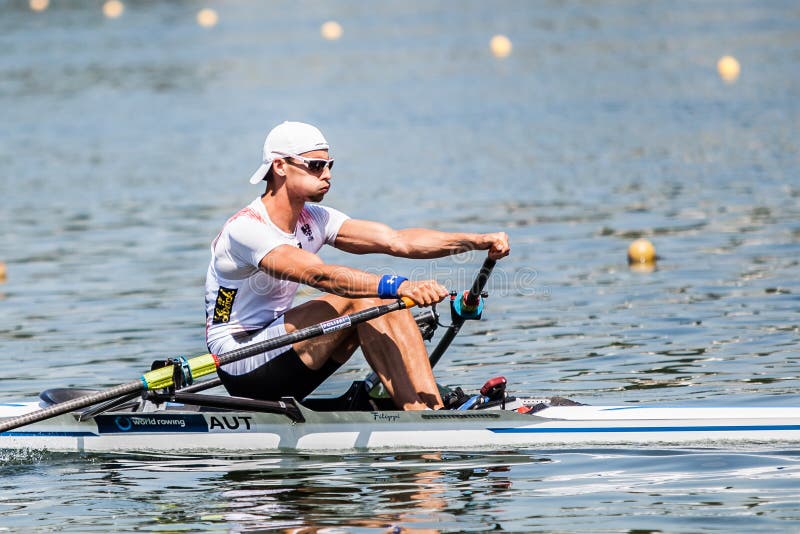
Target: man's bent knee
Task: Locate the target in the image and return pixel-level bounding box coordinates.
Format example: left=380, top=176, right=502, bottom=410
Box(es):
left=325, top=295, right=387, bottom=315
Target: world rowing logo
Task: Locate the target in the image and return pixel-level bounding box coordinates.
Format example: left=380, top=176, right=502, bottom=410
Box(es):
left=96, top=414, right=209, bottom=434
left=114, top=416, right=133, bottom=431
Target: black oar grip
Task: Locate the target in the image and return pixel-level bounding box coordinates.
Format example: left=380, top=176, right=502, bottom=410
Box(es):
left=465, top=257, right=496, bottom=305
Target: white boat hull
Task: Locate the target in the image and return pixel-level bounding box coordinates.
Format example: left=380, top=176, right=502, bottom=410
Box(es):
left=2, top=400, right=800, bottom=452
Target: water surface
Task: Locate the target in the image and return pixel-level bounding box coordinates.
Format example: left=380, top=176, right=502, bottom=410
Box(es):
left=1, top=0, right=799, bottom=531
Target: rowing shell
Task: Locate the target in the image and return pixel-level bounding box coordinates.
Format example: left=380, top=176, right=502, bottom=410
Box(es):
left=11, top=258, right=793, bottom=454
left=2, top=396, right=799, bottom=453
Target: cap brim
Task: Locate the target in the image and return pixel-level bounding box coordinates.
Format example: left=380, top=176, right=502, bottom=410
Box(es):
left=248, top=162, right=271, bottom=184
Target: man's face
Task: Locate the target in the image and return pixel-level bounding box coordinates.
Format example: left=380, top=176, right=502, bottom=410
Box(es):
left=281, top=149, right=333, bottom=202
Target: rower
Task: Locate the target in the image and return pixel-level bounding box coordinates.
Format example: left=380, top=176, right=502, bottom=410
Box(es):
left=204, top=121, right=510, bottom=410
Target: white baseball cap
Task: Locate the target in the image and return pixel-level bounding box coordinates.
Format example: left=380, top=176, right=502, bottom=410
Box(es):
left=248, top=121, right=330, bottom=184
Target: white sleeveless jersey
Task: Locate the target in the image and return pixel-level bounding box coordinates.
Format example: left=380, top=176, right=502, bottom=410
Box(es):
left=205, top=198, right=349, bottom=351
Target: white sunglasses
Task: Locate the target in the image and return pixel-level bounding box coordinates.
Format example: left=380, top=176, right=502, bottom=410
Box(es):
left=275, top=151, right=334, bottom=172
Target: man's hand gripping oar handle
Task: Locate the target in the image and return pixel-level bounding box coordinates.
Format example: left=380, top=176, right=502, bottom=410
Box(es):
left=0, top=297, right=415, bottom=433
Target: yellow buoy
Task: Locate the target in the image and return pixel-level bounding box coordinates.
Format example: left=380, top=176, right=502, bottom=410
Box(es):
left=717, top=55, right=740, bottom=84
left=197, top=8, right=219, bottom=28
left=102, top=0, right=124, bottom=19
left=320, top=21, right=343, bottom=41
left=29, top=0, right=49, bottom=12
left=628, top=238, right=656, bottom=265
left=0, top=262, right=6, bottom=282
left=490, top=34, right=512, bottom=59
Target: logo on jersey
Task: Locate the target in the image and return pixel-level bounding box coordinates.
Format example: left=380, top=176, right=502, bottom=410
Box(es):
left=212, top=286, right=238, bottom=324
left=300, top=223, right=314, bottom=241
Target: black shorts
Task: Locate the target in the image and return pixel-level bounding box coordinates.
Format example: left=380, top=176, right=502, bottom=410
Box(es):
left=217, top=348, right=341, bottom=402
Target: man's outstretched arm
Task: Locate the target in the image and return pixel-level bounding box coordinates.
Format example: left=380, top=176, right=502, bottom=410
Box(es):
left=333, top=219, right=510, bottom=260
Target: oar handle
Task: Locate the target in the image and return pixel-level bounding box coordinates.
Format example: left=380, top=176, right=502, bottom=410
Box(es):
left=426, top=255, right=496, bottom=369
left=465, top=257, right=496, bottom=305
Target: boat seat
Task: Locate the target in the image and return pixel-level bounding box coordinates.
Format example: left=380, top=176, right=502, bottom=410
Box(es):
left=39, top=388, right=100, bottom=406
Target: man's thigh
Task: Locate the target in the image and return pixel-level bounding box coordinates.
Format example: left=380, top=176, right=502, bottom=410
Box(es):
left=284, top=294, right=371, bottom=369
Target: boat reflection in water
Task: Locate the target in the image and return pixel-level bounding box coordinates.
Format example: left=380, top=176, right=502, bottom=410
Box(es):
left=205, top=451, right=533, bottom=532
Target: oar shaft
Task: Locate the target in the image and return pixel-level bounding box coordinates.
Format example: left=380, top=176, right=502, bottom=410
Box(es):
left=137, top=297, right=414, bottom=389
left=0, top=380, right=143, bottom=433
left=218, top=298, right=411, bottom=368
left=0, top=297, right=414, bottom=433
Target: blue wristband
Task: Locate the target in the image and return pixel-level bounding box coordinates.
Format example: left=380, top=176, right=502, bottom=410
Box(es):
left=377, top=274, right=408, bottom=299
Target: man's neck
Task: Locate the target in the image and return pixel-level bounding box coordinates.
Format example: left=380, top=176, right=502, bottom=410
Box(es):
left=260, top=190, right=303, bottom=233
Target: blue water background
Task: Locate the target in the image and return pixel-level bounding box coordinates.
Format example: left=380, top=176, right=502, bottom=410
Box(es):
left=1, top=0, right=799, bottom=531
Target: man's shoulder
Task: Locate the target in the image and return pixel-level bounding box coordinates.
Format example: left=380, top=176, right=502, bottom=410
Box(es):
left=302, top=203, right=349, bottom=222
left=226, top=199, right=269, bottom=228
left=302, top=203, right=333, bottom=216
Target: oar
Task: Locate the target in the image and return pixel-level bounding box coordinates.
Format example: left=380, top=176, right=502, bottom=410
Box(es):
left=427, top=255, right=496, bottom=368
left=0, top=297, right=415, bottom=433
